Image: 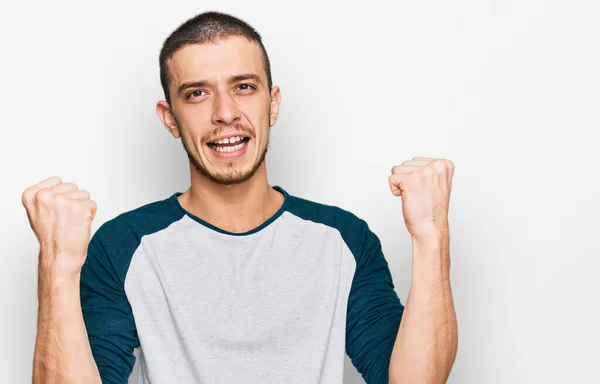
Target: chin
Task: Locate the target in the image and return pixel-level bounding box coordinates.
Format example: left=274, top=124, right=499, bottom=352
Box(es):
left=194, top=159, right=262, bottom=185
left=206, top=169, right=258, bottom=185
left=185, top=139, right=268, bottom=185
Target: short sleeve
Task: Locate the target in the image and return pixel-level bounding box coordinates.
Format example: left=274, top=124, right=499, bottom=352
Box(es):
left=345, top=221, right=405, bottom=384
left=80, top=226, right=139, bottom=383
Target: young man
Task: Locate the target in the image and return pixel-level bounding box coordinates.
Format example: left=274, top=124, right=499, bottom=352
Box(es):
left=23, top=11, right=457, bottom=384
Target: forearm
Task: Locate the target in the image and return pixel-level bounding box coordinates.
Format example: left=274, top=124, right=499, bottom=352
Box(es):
left=33, top=254, right=101, bottom=384
left=389, top=231, right=458, bottom=384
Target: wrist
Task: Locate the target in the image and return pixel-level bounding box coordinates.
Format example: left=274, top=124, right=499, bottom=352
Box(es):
left=38, top=251, right=83, bottom=303
left=411, top=226, right=449, bottom=245
left=411, top=230, right=451, bottom=280
left=37, top=276, right=82, bottom=317
left=38, top=250, right=85, bottom=279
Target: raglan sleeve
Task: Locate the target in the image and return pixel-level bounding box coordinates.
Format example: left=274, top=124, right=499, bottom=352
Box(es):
left=345, top=220, right=405, bottom=384
left=80, top=224, right=139, bottom=383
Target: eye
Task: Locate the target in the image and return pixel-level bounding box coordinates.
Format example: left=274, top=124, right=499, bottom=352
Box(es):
left=188, top=90, right=205, bottom=99
left=238, top=83, right=255, bottom=91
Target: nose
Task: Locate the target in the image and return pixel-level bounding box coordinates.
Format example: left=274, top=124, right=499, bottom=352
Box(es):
left=211, top=91, right=241, bottom=126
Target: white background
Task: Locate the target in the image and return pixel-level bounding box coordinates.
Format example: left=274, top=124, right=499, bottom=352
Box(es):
left=1, top=0, right=599, bottom=383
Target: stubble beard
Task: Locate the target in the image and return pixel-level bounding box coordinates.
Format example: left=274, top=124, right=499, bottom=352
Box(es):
left=175, top=111, right=270, bottom=185
left=181, top=133, right=268, bottom=185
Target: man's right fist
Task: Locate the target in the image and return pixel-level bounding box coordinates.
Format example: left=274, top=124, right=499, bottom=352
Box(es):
left=22, top=176, right=97, bottom=273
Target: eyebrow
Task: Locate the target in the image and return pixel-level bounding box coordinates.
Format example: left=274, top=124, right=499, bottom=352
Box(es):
left=177, top=73, right=261, bottom=95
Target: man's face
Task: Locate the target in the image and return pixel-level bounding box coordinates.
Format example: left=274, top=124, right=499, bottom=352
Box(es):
left=158, top=36, right=280, bottom=185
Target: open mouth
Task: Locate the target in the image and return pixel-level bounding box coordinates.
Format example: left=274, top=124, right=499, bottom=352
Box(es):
left=207, top=135, right=250, bottom=154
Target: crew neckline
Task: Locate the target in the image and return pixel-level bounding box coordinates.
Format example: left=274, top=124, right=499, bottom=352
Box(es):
left=170, top=185, right=289, bottom=236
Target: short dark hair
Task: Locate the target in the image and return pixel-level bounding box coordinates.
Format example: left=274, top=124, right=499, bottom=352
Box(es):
left=159, top=11, right=273, bottom=104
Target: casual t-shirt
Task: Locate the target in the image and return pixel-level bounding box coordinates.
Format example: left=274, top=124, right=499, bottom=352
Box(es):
left=80, top=186, right=404, bottom=384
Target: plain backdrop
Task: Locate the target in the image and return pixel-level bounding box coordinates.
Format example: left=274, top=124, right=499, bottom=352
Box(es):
left=1, top=0, right=599, bottom=383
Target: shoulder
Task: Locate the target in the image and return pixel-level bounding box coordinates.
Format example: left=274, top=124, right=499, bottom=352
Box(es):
left=285, top=192, right=371, bottom=255
left=286, top=193, right=364, bottom=227
left=93, top=193, right=185, bottom=243
left=86, top=193, right=185, bottom=277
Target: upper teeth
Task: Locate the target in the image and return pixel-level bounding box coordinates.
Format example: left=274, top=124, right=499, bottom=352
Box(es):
left=215, top=136, right=244, bottom=144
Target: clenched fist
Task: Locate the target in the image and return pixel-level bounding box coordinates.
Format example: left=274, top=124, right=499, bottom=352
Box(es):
left=22, top=176, right=97, bottom=273
left=388, top=157, right=454, bottom=240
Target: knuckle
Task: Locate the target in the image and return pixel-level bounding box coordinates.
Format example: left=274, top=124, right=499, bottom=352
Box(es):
left=79, top=199, right=96, bottom=210
left=36, top=189, right=54, bottom=203
left=55, top=195, right=70, bottom=207
left=87, top=200, right=98, bottom=219
left=422, top=166, right=435, bottom=176
left=77, top=190, right=91, bottom=200
left=431, top=160, right=447, bottom=173
left=22, top=188, right=33, bottom=206
left=56, top=182, right=77, bottom=191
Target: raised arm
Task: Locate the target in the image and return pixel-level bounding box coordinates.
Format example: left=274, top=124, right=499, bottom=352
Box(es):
left=387, top=157, right=458, bottom=383
left=23, top=176, right=102, bottom=383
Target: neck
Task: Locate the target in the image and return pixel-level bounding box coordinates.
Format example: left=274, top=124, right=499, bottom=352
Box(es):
left=178, top=162, right=284, bottom=234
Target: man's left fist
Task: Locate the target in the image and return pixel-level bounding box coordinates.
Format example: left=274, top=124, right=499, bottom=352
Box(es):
left=388, top=157, right=455, bottom=239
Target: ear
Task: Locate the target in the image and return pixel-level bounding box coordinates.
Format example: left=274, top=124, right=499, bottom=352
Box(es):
left=156, top=101, right=181, bottom=138
left=269, top=86, right=281, bottom=127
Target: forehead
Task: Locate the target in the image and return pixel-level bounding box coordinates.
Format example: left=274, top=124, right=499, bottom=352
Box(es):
left=168, top=36, right=265, bottom=86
